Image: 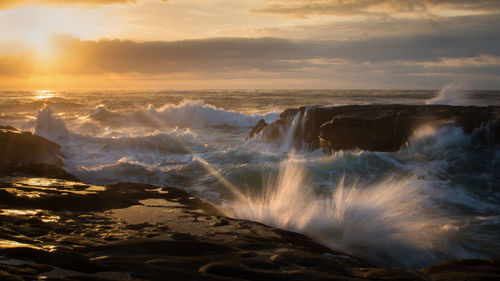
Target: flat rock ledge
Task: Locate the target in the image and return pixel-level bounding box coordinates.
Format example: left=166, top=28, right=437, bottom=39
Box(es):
left=247, top=105, right=500, bottom=152
left=2, top=176, right=499, bottom=281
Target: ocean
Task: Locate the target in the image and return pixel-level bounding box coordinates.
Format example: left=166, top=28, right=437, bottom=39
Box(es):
left=1, top=88, right=499, bottom=269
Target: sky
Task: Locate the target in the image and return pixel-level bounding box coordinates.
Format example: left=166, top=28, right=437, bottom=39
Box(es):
left=0, top=0, right=499, bottom=90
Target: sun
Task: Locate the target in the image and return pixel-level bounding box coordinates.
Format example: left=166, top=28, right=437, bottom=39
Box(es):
left=0, top=6, right=110, bottom=60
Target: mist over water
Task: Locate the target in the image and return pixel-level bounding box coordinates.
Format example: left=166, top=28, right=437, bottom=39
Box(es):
left=1, top=89, right=499, bottom=269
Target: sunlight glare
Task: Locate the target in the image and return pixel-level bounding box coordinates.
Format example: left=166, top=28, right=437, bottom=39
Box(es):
left=33, top=90, right=55, bottom=100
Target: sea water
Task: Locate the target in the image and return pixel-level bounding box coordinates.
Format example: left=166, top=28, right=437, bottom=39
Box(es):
left=1, top=89, right=499, bottom=269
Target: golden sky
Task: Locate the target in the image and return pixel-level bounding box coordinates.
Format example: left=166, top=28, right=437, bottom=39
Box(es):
left=0, top=0, right=499, bottom=90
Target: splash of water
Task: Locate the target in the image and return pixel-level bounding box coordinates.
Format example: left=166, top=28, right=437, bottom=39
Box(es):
left=426, top=83, right=468, bottom=105
left=87, top=100, right=277, bottom=130
left=222, top=158, right=472, bottom=269
left=280, top=112, right=301, bottom=152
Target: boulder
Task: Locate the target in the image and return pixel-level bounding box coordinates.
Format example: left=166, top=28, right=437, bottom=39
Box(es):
left=0, top=125, right=76, bottom=180
left=0, top=125, right=63, bottom=166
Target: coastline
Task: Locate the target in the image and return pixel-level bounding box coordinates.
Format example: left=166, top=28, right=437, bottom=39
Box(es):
left=1, top=103, right=500, bottom=280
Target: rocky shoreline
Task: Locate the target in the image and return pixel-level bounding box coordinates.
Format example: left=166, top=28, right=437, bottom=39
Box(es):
left=1, top=125, right=499, bottom=280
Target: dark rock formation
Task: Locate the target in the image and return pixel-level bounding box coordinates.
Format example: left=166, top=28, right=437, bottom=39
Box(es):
left=247, top=105, right=500, bottom=153
left=246, top=119, right=268, bottom=140
left=0, top=176, right=373, bottom=281
left=420, top=259, right=500, bottom=281
left=0, top=125, right=63, bottom=166
left=0, top=125, right=77, bottom=180
left=1, top=175, right=499, bottom=280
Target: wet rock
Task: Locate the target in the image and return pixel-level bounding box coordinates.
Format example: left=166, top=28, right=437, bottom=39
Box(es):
left=247, top=105, right=500, bottom=152
left=82, top=239, right=235, bottom=257
left=1, top=174, right=498, bottom=280
left=0, top=125, right=78, bottom=180
left=170, top=233, right=197, bottom=241
left=364, top=268, right=424, bottom=280
left=0, top=270, right=24, bottom=281
left=419, top=259, right=500, bottom=281
left=0, top=125, right=63, bottom=166
left=211, top=219, right=230, bottom=227
left=246, top=119, right=268, bottom=140
left=320, top=110, right=405, bottom=152
left=0, top=163, right=79, bottom=181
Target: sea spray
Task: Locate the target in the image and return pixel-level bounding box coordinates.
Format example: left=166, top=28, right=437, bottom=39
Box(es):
left=281, top=112, right=301, bottom=152
left=426, top=83, right=469, bottom=105
left=222, top=157, right=480, bottom=269
left=87, top=100, right=278, bottom=130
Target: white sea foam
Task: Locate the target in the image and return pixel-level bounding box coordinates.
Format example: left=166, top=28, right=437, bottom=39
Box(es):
left=87, top=100, right=278, bottom=130
left=222, top=158, right=490, bottom=268
left=33, top=106, right=213, bottom=185
left=426, top=83, right=469, bottom=105
left=222, top=124, right=500, bottom=268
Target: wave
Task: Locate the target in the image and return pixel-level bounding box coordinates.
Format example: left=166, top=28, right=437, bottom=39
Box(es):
left=35, top=107, right=205, bottom=151
left=74, top=157, right=165, bottom=186
left=222, top=124, right=500, bottom=269
left=222, top=158, right=497, bottom=269
left=426, top=84, right=469, bottom=105
left=34, top=107, right=211, bottom=179
left=87, top=100, right=278, bottom=130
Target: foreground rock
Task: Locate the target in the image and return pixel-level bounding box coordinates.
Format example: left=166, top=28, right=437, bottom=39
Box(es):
left=0, top=176, right=370, bottom=281
left=247, top=105, right=500, bottom=152
left=2, top=175, right=499, bottom=281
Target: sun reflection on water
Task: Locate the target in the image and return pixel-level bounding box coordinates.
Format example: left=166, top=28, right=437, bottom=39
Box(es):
left=33, top=90, right=55, bottom=100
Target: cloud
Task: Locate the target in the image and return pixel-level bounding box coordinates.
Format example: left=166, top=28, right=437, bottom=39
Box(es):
left=0, top=0, right=137, bottom=10
left=41, top=13, right=499, bottom=76
left=1, top=12, right=499, bottom=89
left=0, top=54, right=35, bottom=75
left=253, top=0, right=500, bottom=18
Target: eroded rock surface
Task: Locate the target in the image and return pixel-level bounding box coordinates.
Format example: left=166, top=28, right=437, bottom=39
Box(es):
left=0, top=176, right=375, bottom=281
left=2, top=175, right=499, bottom=280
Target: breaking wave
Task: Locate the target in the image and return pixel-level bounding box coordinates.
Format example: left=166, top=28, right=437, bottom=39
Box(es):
left=87, top=100, right=278, bottom=129
left=223, top=125, right=500, bottom=269
left=426, top=84, right=469, bottom=105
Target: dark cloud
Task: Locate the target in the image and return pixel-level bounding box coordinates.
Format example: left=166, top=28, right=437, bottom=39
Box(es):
left=253, top=0, right=500, bottom=18
left=45, top=14, right=499, bottom=75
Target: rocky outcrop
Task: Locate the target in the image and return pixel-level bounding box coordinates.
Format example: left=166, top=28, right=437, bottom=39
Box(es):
left=0, top=125, right=77, bottom=180
left=247, top=105, right=500, bottom=153
left=245, top=119, right=268, bottom=140
left=0, top=125, right=63, bottom=166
